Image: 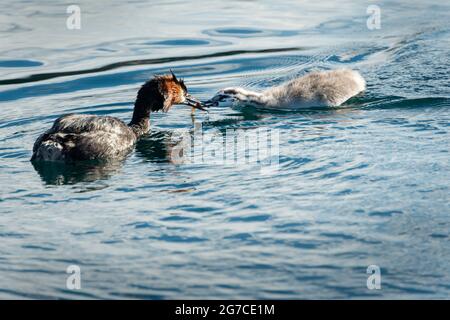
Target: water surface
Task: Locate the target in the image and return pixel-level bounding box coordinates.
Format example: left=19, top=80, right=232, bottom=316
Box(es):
left=0, top=0, right=449, bottom=299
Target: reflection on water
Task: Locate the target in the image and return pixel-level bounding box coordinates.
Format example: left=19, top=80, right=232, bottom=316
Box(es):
left=31, top=159, right=124, bottom=185
left=0, top=0, right=449, bottom=299
left=0, top=47, right=300, bottom=86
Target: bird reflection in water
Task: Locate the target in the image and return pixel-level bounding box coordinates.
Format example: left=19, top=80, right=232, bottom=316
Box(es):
left=32, top=129, right=196, bottom=185
left=32, top=111, right=276, bottom=185
left=135, top=129, right=195, bottom=165
left=31, top=159, right=124, bottom=185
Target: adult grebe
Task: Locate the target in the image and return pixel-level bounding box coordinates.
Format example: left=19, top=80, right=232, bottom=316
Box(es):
left=31, top=72, right=206, bottom=162
left=204, top=69, right=365, bottom=110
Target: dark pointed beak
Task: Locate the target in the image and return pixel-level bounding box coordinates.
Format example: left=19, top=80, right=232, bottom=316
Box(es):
left=184, top=94, right=208, bottom=112
left=202, top=99, right=216, bottom=108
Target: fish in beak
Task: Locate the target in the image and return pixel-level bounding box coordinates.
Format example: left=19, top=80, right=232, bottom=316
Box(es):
left=184, top=94, right=209, bottom=112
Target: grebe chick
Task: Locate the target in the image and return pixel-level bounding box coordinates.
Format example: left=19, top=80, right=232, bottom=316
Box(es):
left=205, top=69, right=365, bottom=110
left=31, top=72, right=206, bottom=162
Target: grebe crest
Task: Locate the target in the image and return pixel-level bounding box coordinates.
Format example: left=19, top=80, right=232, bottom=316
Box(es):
left=31, top=71, right=206, bottom=162
left=205, top=69, right=366, bottom=110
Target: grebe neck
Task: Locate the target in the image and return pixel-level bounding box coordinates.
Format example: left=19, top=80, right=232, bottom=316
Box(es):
left=129, top=99, right=151, bottom=138
left=129, top=80, right=165, bottom=137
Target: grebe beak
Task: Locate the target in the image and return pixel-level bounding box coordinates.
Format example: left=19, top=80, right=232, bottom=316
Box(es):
left=184, top=94, right=208, bottom=112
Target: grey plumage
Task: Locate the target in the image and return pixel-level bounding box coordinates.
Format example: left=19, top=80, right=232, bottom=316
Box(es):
left=32, top=114, right=137, bottom=161
left=206, top=69, right=366, bottom=110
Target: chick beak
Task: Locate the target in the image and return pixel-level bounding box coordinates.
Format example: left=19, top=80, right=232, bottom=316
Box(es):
left=202, top=99, right=215, bottom=108
left=184, top=94, right=208, bottom=112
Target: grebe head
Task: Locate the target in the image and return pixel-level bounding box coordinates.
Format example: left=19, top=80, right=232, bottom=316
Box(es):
left=204, top=87, right=264, bottom=108
left=135, top=71, right=206, bottom=113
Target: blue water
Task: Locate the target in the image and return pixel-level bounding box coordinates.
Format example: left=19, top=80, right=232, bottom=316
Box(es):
left=0, top=0, right=449, bottom=299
